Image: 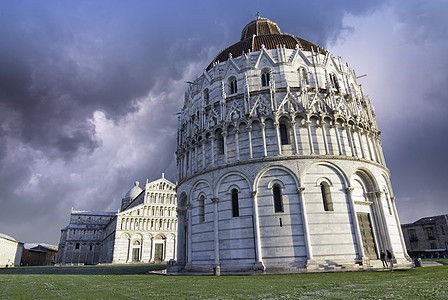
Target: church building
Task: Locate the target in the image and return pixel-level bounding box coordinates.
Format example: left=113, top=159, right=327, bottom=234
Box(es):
left=174, top=16, right=412, bottom=273
left=57, top=175, right=177, bottom=264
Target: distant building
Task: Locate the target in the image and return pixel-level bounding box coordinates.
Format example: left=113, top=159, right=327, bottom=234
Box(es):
left=21, top=244, right=58, bottom=266
left=57, top=176, right=177, bottom=264
left=0, top=233, right=23, bottom=267
left=401, top=214, right=448, bottom=258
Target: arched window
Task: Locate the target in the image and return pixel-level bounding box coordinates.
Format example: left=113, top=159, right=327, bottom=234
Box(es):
left=216, top=130, right=224, bottom=154
left=229, top=78, right=237, bottom=94
left=231, top=189, right=239, bottom=217
left=75, top=243, right=80, bottom=250
left=261, top=71, right=270, bottom=87
left=298, top=67, right=309, bottom=85
left=273, top=184, right=284, bottom=213
left=329, top=73, right=340, bottom=92
left=320, top=182, right=333, bottom=211
left=198, top=195, right=205, bottom=222
left=280, top=123, right=289, bottom=145
left=204, top=89, right=209, bottom=105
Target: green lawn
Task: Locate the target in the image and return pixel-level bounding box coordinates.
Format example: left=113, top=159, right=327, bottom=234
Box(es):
left=1, top=264, right=447, bottom=299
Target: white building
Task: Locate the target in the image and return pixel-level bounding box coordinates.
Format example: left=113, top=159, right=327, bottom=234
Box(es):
left=57, top=175, right=177, bottom=264
left=174, top=16, right=412, bottom=273
left=0, top=233, right=23, bottom=267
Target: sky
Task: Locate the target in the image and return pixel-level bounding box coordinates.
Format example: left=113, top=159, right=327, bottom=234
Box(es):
left=0, top=0, right=447, bottom=245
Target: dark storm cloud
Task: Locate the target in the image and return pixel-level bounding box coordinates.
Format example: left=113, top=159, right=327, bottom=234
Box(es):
left=0, top=0, right=389, bottom=161
left=1, top=0, right=444, bottom=244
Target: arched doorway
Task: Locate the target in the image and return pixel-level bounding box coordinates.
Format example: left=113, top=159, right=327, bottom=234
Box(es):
left=352, top=171, right=379, bottom=260
left=131, top=240, right=141, bottom=262
left=153, top=234, right=166, bottom=262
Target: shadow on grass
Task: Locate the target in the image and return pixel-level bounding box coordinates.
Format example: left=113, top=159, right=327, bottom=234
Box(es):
left=0, top=264, right=166, bottom=275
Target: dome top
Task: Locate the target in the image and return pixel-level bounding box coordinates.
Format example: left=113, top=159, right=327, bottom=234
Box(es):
left=124, top=181, right=143, bottom=200
left=240, top=15, right=281, bottom=40
left=207, top=15, right=326, bottom=71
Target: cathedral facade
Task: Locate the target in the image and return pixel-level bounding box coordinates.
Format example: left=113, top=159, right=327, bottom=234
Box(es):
left=175, top=16, right=412, bottom=272
left=57, top=176, right=177, bottom=264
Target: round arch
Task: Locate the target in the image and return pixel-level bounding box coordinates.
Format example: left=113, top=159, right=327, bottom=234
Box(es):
left=190, top=179, right=213, bottom=202
left=301, top=160, right=349, bottom=188
left=350, top=168, right=379, bottom=193
left=253, top=165, right=299, bottom=191
left=215, top=170, right=252, bottom=198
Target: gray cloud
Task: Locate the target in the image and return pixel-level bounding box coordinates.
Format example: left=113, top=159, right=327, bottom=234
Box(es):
left=0, top=0, right=445, bottom=244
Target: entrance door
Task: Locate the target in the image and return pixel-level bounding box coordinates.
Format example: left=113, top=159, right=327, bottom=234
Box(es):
left=132, top=248, right=140, bottom=262
left=357, top=212, right=378, bottom=259
left=154, top=244, right=164, bottom=262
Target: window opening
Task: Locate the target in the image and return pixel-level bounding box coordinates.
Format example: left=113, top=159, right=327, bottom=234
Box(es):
left=320, top=182, right=333, bottom=211
left=216, top=131, right=224, bottom=154
left=230, top=79, right=237, bottom=94
left=199, top=196, right=205, bottom=222
left=204, top=89, right=209, bottom=105
left=261, top=72, right=270, bottom=87
left=280, top=123, right=289, bottom=145
left=273, top=184, right=284, bottom=213
left=232, top=189, right=239, bottom=217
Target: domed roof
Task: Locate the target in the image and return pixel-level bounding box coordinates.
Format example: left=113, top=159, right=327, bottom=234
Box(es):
left=124, top=181, right=143, bottom=200
left=207, top=16, right=326, bottom=71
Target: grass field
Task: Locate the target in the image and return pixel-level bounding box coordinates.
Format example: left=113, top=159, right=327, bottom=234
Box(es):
left=1, top=264, right=447, bottom=299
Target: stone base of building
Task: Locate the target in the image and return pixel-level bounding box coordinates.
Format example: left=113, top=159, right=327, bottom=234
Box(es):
left=168, top=258, right=413, bottom=275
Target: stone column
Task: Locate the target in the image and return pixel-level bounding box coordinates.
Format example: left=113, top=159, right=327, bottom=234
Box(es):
left=291, top=121, right=299, bottom=155
left=173, top=237, right=177, bottom=260
left=250, top=191, right=264, bottom=270
left=235, top=129, right=240, bottom=161
left=127, top=237, right=131, bottom=263
left=210, top=135, right=215, bottom=166
left=150, top=237, right=154, bottom=262
left=391, top=196, right=411, bottom=260
left=163, top=239, right=167, bottom=261
left=176, top=208, right=186, bottom=265
left=188, top=147, right=193, bottom=175
left=332, top=122, right=343, bottom=155
left=373, top=191, right=391, bottom=252
left=345, top=125, right=356, bottom=157
left=274, top=122, right=282, bottom=155
left=356, top=128, right=366, bottom=158
left=222, top=132, right=228, bottom=164
left=261, top=123, right=268, bottom=157
left=365, top=132, right=374, bottom=161
left=140, top=238, right=144, bottom=262
left=247, top=125, right=253, bottom=159
left=297, top=187, right=315, bottom=267
left=305, top=120, right=314, bottom=154
left=195, top=144, right=199, bottom=172
left=182, top=154, right=187, bottom=179
left=187, top=204, right=193, bottom=264
left=320, top=121, right=329, bottom=155
left=211, top=198, right=220, bottom=267
left=377, top=138, right=386, bottom=165
left=346, top=187, right=366, bottom=260
left=201, top=139, right=206, bottom=169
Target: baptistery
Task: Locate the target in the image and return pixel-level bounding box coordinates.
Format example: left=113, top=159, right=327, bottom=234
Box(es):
left=175, top=16, right=411, bottom=273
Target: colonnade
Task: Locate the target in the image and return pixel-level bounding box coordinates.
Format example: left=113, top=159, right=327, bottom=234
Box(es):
left=133, top=205, right=176, bottom=217
left=178, top=118, right=386, bottom=180
left=119, top=217, right=177, bottom=231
